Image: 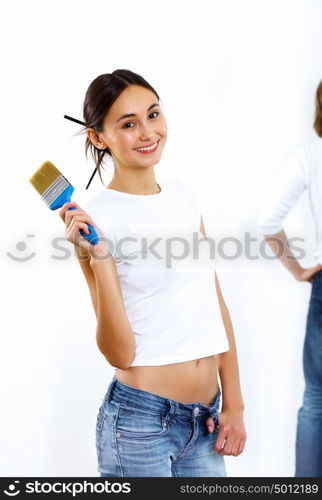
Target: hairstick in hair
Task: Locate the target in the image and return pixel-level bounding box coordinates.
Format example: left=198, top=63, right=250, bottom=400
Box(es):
left=64, top=114, right=86, bottom=126
left=63, top=114, right=97, bottom=189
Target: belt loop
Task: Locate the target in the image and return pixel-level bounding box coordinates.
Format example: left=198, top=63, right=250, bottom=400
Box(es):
left=168, top=399, right=176, bottom=416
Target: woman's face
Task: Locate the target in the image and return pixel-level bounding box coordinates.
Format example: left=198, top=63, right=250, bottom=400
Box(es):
left=98, top=84, right=167, bottom=169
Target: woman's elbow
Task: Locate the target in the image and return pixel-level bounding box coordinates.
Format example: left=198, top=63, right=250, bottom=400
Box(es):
left=96, top=330, right=136, bottom=369
left=108, top=358, right=133, bottom=370
left=102, top=351, right=135, bottom=370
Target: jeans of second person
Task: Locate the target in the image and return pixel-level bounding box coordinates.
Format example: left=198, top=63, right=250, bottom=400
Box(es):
left=295, top=270, right=322, bottom=477
left=95, top=376, right=226, bottom=477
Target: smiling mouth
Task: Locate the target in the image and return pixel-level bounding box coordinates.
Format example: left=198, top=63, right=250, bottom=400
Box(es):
left=134, top=140, right=159, bottom=153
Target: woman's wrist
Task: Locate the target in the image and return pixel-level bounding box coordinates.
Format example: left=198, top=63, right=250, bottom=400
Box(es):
left=290, top=263, right=303, bottom=280
left=90, top=252, right=114, bottom=267
left=89, top=239, right=114, bottom=264
left=74, top=244, right=91, bottom=262
left=222, top=402, right=245, bottom=413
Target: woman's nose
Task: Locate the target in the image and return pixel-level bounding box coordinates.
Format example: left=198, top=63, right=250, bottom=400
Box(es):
left=139, top=123, right=154, bottom=140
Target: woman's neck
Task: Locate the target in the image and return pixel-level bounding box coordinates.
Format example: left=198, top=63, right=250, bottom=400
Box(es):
left=106, top=173, right=160, bottom=195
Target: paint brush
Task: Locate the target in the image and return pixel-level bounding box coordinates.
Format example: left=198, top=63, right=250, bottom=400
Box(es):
left=29, top=160, right=99, bottom=245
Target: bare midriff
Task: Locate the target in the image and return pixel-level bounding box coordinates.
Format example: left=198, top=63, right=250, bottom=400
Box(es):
left=114, top=354, right=219, bottom=406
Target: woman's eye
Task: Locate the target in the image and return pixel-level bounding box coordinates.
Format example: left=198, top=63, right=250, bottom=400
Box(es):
left=122, top=111, right=159, bottom=129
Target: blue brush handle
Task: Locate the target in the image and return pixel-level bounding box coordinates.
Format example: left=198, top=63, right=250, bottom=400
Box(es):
left=68, top=206, right=99, bottom=245
left=49, top=184, right=99, bottom=245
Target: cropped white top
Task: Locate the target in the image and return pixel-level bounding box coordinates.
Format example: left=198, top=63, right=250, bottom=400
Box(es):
left=84, top=177, right=229, bottom=366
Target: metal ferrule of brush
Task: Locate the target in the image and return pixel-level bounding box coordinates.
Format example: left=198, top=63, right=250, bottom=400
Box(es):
left=43, top=175, right=70, bottom=208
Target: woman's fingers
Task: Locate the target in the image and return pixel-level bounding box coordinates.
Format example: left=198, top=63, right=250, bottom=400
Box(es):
left=230, top=440, right=240, bottom=457
left=218, top=434, right=235, bottom=456
left=58, top=202, right=95, bottom=227
left=215, top=430, right=242, bottom=457
left=237, top=436, right=246, bottom=455
left=214, top=426, right=227, bottom=453
left=58, top=201, right=78, bottom=222
left=68, top=221, right=90, bottom=241
left=58, top=202, right=109, bottom=254
left=67, top=214, right=94, bottom=234
left=205, top=416, right=215, bottom=433
left=312, top=264, right=322, bottom=278
left=58, top=202, right=97, bottom=251
left=213, top=411, right=247, bottom=457
left=78, top=222, right=90, bottom=234
left=65, top=211, right=95, bottom=228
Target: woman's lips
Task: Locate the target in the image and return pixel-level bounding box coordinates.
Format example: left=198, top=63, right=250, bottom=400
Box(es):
left=134, top=140, right=159, bottom=154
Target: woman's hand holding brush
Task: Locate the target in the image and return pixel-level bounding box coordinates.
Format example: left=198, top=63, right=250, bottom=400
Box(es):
left=59, top=201, right=113, bottom=260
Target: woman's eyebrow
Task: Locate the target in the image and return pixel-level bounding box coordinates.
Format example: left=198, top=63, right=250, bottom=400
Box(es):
left=113, top=102, right=160, bottom=124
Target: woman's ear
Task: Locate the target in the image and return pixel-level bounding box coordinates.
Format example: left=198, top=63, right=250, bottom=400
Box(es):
left=86, top=128, right=107, bottom=150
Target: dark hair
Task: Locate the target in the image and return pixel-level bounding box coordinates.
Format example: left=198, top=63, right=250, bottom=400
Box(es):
left=78, top=69, right=161, bottom=189
left=313, top=80, right=322, bottom=137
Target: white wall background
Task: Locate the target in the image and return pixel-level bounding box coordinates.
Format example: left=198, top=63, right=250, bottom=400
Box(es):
left=1, top=0, right=321, bottom=477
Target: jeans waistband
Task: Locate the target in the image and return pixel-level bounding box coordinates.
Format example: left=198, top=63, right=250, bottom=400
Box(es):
left=104, top=376, right=221, bottom=418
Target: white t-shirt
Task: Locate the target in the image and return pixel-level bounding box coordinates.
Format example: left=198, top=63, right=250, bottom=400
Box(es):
left=83, top=177, right=229, bottom=366
left=258, top=138, right=322, bottom=264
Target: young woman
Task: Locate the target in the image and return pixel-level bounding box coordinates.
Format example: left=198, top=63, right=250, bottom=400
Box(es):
left=258, top=80, right=322, bottom=477
left=60, top=69, right=246, bottom=477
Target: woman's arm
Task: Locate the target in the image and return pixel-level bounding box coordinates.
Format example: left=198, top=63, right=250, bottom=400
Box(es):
left=258, top=146, right=322, bottom=281
left=75, top=245, right=136, bottom=369
left=263, top=229, right=322, bottom=282
left=76, top=250, right=135, bottom=370
left=200, top=216, right=246, bottom=456
left=214, top=273, right=246, bottom=456
left=214, top=273, right=244, bottom=411
left=59, top=201, right=136, bottom=370
left=89, top=252, right=136, bottom=370
left=75, top=245, right=98, bottom=318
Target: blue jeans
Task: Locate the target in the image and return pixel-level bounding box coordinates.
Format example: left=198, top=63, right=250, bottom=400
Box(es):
left=95, top=376, right=226, bottom=477
left=295, top=270, right=322, bottom=477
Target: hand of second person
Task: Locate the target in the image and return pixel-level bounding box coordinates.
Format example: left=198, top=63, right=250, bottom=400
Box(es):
left=295, top=264, right=322, bottom=283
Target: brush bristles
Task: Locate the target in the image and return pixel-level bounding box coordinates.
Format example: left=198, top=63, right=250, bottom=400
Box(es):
left=29, top=161, right=62, bottom=195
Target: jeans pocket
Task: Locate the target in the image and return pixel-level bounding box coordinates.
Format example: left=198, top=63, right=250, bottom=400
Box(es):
left=115, top=405, right=168, bottom=440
